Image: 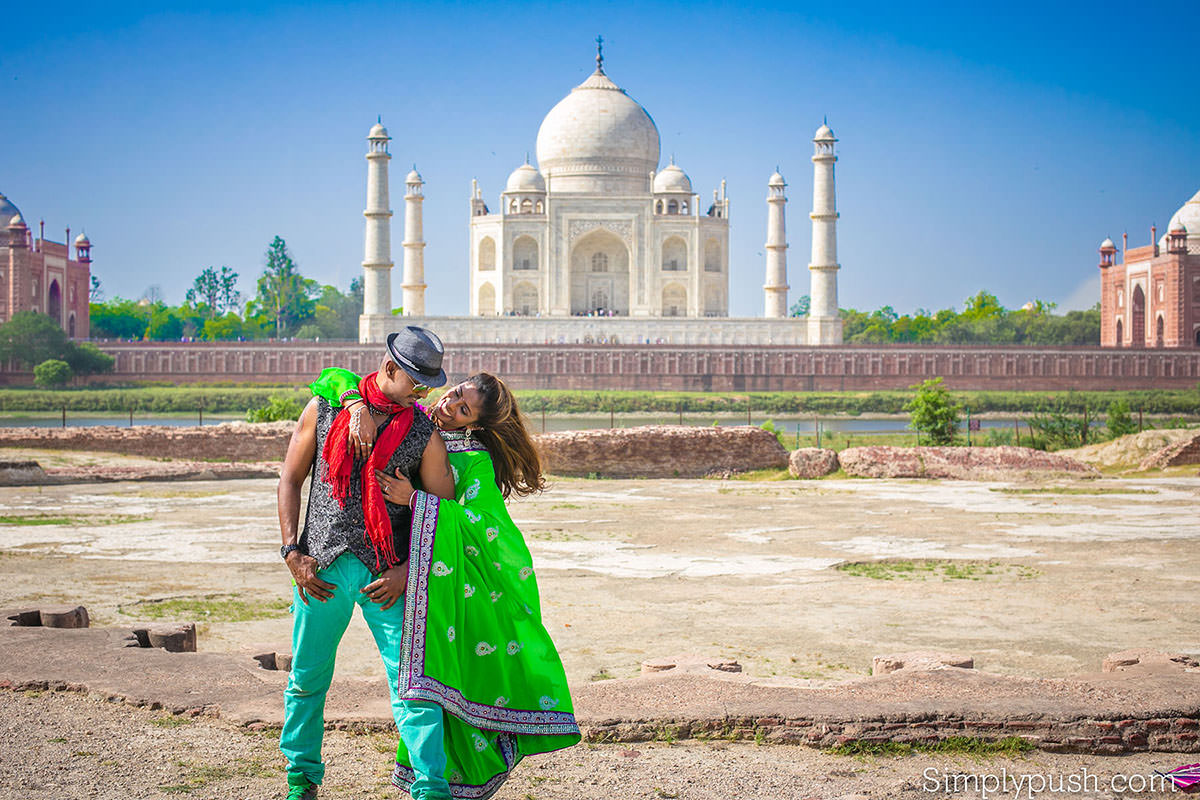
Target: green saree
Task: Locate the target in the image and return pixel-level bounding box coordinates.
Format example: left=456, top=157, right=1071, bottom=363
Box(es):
left=310, top=370, right=580, bottom=799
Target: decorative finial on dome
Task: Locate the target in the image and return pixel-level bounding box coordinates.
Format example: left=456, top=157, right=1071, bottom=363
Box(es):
left=670, top=153, right=675, bottom=166
left=525, top=152, right=530, bottom=165
left=378, top=114, right=382, bottom=124
left=595, top=34, right=604, bottom=74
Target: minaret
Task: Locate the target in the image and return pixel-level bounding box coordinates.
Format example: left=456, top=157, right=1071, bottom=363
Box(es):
left=763, top=170, right=788, bottom=317
left=808, top=122, right=842, bottom=345
left=360, top=120, right=393, bottom=342
left=401, top=167, right=426, bottom=316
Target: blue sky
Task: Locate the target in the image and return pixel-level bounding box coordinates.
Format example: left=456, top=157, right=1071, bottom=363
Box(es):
left=3, top=1, right=1196, bottom=318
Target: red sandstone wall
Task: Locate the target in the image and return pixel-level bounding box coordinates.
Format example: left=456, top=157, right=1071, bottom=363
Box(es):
left=3, top=342, right=1200, bottom=391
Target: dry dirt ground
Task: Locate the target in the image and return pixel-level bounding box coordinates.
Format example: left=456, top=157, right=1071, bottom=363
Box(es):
left=0, top=449, right=1197, bottom=798
left=0, top=689, right=1189, bottom=800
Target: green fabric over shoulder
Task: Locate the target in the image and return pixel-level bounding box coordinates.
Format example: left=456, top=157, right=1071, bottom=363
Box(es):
left=309, top=367, right=362, bottom=408
left=395, top=431, right=579, bottom=798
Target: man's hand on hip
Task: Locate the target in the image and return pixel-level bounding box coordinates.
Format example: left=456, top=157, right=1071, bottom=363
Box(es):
left=286, top=551, right=335, bottom=604
left=362, top=563, right=408, bottom=610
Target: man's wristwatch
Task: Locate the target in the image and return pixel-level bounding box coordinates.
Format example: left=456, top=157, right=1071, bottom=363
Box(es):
left=280, top=544, right=301, bottom=560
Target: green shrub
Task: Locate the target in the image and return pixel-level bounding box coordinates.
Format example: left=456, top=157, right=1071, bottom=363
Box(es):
left=904, top=378, right=960, bottom=445
left=246, top=396, right=306, bottom=422
left=33, top=359, right=73, bottom=388
left=1105, top=399, right=1137, bottom=437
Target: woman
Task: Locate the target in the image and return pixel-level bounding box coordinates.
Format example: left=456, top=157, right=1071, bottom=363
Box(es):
left=311, top=369, right=579, bottom=800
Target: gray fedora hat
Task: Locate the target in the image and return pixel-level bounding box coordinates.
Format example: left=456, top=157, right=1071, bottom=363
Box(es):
left=386, top=326, right=448, bottom=388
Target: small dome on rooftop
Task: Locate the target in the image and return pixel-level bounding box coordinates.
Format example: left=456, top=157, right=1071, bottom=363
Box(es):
left=75, top=232, right=90, bottom=245
left=653, top=163, right=692, bottom=194
left=0, top=193, right=23, bottom=227
left=505, top=162, right=546, bottom=193
left=406, top=168, right=423, bottom=183
left=1100, top=237, right=1115, bottom=249
left=368, top=122, right=389, bottom=139
left=1165, top=189, right=1200, bottom=239
left=768, top=171, right=786, bottom=187
left=8, top=214, right=25, bottom=228
left=814, top=123, right=836, bottom=141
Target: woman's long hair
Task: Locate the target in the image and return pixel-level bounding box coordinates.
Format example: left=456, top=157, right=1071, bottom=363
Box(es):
left=466, top=372, right=545, bottom=499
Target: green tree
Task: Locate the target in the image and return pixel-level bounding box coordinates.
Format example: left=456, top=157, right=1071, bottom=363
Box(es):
left=64, top=342, right=115, bottom=376
left=89, top=298, right=151, bottom=340
left=311, top=279, right=364, bottom=340
left=185, top=266, right=241, bottom=319
left=1105, top=399, right=1137, bottom=438
left=905, top=377, right=961, bottom=445
left=961, top=290, right=1005, bottom=321
left=145, top=305, right=185, bottom=341
left=249, top=236, right=317, bottom=338
left=0, top=311, right=70, bottom=368
left=789, top=295, right=810, bottom=318
left=33, top=359, right=72, bottom=388
left=201, top=313, right=245, bottom=341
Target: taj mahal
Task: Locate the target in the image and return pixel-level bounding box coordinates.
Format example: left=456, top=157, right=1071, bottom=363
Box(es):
left=359, top=46, right=843, bottom=346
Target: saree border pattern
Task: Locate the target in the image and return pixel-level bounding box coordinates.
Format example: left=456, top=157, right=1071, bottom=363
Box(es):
left=400, top=490, right=580, bottom=737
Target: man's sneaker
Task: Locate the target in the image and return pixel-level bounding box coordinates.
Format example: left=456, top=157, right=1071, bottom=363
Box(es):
left=286, top=772, right=318, bottom=800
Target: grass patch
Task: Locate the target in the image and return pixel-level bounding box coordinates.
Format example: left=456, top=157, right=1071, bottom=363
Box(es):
left=826, top=735, right=1035, bottom=759
left=0, top=514, right=149, bottom=526
left=589, top=669, right=615, bottom=682
left=836, top=560, right=1039, bottom=582
left=150, top=714, right=193, bottom=728
left=550, top=503, right=582, bottom=509
left=723, top=468, right=792, bottom=481
left=989, top=486, right=1157, bottom=496
left=121, top=594, right=290, bottom=622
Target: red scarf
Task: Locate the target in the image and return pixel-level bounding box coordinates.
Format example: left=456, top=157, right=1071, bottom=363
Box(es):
left=321, top=372, right=414, bottom=570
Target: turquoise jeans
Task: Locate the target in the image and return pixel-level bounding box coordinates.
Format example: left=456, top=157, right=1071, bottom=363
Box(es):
left=280, top=553, right=449, bottom=798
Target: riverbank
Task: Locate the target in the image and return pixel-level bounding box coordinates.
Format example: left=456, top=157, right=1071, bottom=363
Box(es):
left=0, top=385, right=1197, bottom=417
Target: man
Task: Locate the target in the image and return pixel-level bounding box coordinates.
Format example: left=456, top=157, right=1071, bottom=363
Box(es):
left=277, top=326, right=456, bottom=800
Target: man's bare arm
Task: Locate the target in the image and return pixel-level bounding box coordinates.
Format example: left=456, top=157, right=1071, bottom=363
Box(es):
left=418, top=433, right=455, bottom=500
left=277, top=398, right=335, bottom=603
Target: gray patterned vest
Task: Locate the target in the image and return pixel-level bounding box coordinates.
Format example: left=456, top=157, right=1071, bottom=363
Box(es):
left=300, top=398, right=435, bottom=572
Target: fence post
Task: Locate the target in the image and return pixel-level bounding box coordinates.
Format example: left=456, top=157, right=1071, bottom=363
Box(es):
left=610, top=406, right=614, bottom=429
left=61, top=406, right=66, bottom=428
left=129, top=408, right=133, bottom=427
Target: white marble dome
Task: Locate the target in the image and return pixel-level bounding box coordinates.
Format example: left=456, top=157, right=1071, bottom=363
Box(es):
left=74, top=232, right=90, bottom=245
left=406, top=168, right=423, bottom=183
left=0, top=193, right=22, bottom=228
left=535, top=68, right=660, bottom=192
left=368, top=123, right=389, bottom=139
left=1100, top=237, right=1115, bottom=249
left=814, top=123, right=836, bottom=141
left=1167, top=189, right=1200, bottom=236
left=653, top=163, right=691, bottom=194
left=8, top=214, right=24, bottom=227
left=505, top=162, right=546, bottom=193
left=768, top=171, right=786, bottom=187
